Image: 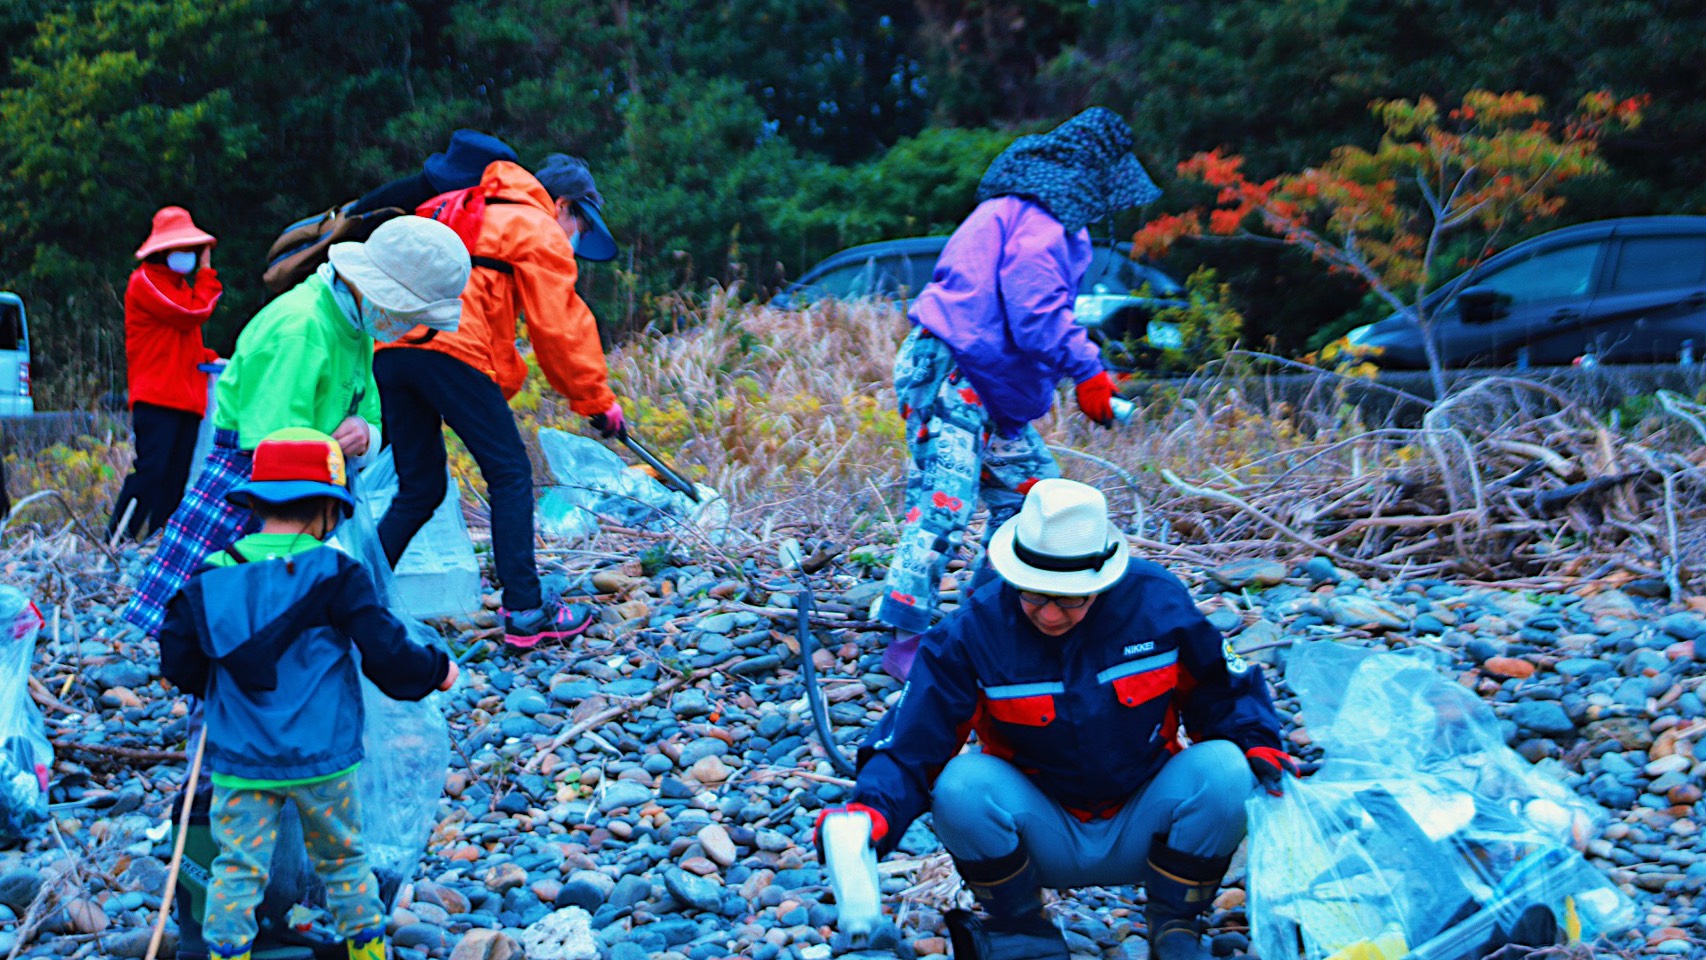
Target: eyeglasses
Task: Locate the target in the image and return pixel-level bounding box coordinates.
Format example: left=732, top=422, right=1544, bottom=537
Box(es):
left=1017, top=591, right=1093, bottom=610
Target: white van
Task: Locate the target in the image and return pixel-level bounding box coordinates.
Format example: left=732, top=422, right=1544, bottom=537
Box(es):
left=0, top=293, right=32, bottom=417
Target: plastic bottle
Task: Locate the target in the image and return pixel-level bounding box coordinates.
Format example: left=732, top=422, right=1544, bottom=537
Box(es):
left=1682, top=339, right=1696, bottom=366
left=821, top=810, right=883, bottom=936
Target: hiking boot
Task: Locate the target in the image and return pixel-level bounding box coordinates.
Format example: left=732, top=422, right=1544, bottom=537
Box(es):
left=502, top=599, right=595, bottom=648
left=882, top=630, right=921, bottom=680
left=1143, top=838, right=1232, bottom=960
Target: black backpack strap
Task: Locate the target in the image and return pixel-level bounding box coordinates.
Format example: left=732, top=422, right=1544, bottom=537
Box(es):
left=224, top=545, right=248, bottom=564
left=472, top=255, right=514, bottom=274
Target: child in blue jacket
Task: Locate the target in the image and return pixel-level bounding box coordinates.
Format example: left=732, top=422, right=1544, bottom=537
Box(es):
left=158, top=427, right=457, bottom=960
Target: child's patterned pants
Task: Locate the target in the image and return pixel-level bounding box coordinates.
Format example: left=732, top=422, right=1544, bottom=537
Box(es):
left=203, top=770, right=385, bottom=951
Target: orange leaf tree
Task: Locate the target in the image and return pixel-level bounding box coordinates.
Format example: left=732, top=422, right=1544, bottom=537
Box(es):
left=1135, top=90, right=1646, bottom=399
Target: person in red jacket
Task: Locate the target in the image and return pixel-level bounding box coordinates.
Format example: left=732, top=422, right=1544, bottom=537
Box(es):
left=110, top=207, right=224, bottom=540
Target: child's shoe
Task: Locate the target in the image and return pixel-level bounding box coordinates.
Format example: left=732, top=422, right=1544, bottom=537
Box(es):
left=347, top=928, right=386, bottom=960
left=209, top=944, right=251, bottom=960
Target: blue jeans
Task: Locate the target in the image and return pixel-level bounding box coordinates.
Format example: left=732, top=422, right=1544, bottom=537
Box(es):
left=374, top=348, right=542, bottom=611
left=930, top=742, right=1255, bottom=888
left=877, top=330, right=1058, bottom=634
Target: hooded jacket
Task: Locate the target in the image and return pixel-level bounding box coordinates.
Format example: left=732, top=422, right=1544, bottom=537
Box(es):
left=907, top=196, right=1105, bottom=434
left=124, top=262, right=222, bottom=415
left=381, top=161, right=615, bottom=414
left=851, top=558, right=1282, bottom=851
left=157, top=543, right=449, bottom=781
left=212, top=275, right=382, bottom=451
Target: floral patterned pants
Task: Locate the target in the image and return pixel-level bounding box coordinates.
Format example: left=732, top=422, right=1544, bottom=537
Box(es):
left=877, top=329, right=1058, bottom=634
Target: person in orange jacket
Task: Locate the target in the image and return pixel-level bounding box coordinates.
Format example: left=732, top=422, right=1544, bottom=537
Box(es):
left=110, top=207, right=224, bottom=540
left=375, top=154, right=623, bottom=646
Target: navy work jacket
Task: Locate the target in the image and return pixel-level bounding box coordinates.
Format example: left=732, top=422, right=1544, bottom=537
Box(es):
left=852, top=559, right=1281, bottom=849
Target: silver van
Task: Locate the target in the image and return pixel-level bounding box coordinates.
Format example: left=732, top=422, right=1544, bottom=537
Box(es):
left=0, top=293, right=33, bottom=416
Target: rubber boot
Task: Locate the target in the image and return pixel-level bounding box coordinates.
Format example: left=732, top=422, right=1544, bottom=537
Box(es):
left=1143, top=838, right=1232, bottom=960
left=208, top=945, right=251, bottom=960
left=950, top=848, right=1069, bottom=960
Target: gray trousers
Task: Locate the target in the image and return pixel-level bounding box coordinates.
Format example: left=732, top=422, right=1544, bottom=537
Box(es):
left=930, top=741, right=1255, bottom=888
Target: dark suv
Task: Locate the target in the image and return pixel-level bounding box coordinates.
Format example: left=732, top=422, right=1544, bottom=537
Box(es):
left=772, top=236, right=1186, bottom=343
left=1345, top=216, right=1706, bottom=367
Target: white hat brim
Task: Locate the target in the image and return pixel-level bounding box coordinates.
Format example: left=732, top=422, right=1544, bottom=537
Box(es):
left=987, top=514, right=1129, bottom=596
left=327, top=241, right=464, bottom=332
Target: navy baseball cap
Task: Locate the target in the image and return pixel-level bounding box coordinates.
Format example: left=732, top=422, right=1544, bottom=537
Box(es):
left=534, top=154, right=618, bottom=262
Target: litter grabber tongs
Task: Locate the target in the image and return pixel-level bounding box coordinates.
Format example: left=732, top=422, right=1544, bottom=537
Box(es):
left=617, top=429, right=700, bottom=503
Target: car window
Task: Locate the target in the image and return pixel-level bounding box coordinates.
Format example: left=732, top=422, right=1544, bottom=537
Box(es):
left=0, top=303, right=21, bottom=352
left=1611, top=236, right=1706, bottom=292
left=903, top=252, right=940, bottom=296
left=1475, top=242, right=1603, bottom=305
left=806, top=258, right=882, bottom=300
left=1080, top=247, right=1181, bottom=296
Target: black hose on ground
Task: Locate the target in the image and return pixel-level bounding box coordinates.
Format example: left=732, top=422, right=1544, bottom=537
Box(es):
left=794, top=570, right=858, bottom=777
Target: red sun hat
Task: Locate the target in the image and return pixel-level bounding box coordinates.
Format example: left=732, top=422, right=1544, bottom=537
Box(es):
left=135, top=206, right=217, bottom=259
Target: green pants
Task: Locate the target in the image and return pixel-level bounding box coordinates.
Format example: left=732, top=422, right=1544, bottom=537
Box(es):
left=204, top=771, right=385, bottom=951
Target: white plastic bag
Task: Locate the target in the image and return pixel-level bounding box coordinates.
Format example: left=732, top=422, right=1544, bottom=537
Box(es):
left=1247, top=642, right=1632, bottom=960
left=0, top=586, right=49, bottom=844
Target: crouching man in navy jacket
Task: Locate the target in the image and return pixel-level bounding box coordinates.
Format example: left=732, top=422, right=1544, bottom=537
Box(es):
left=816, top=479, right=1296, bottom=960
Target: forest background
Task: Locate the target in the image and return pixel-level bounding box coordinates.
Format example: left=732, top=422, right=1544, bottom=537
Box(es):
left=4, top=0, right=1705, bottom=408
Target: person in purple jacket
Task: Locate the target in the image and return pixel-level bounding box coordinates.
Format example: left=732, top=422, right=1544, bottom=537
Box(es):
left=876, top=107, right=1161, bottom=679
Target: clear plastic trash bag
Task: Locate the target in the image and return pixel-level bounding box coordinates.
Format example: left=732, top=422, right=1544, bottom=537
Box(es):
left=344, top=445, right=481, bottom=620
left=316, top=459, right=454, bottom=903
left=0, top=586, right=50, bottom=844
left=1247, top=641, right=1633, bottom=960
left=536, top=428, right=727, bottom=540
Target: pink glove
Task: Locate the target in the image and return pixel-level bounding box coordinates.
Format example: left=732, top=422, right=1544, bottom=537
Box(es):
left=590, top=402, right=625, bottom=438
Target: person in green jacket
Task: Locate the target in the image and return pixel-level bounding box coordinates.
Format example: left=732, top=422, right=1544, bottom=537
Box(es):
left=122, top=216, right=471, bottom=635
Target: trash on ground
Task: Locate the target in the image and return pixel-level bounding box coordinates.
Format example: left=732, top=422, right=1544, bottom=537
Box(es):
left=0, top=586, right=49, bottom=844
left=536, top=428, right=727, bottom=541
left=1247, top=641, right=1634, bottom=960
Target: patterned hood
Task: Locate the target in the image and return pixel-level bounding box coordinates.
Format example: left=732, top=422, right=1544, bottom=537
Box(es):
left=976, top=107, right=1161, bottom=234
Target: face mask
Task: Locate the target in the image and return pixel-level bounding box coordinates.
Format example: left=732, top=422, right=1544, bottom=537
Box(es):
left=567, top=229, right=580, bottom=251
left=359, top=300, right=420, bottom=343
left=166, top=251, right=198, bottom=274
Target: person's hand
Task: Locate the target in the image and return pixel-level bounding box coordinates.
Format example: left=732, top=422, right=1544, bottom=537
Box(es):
left=332, top=415, right=370, bottom=457
left=812, top=802, right=889, bottom=852
left=199, top=245, right=214, bottom=271
left=1075, top=371, right=1116, bottom=426
left=437, top=660, right=460, bottom=692
left=589, top=401, right=626, bottom=439
left=1246, top=746, right=1301, bottom=796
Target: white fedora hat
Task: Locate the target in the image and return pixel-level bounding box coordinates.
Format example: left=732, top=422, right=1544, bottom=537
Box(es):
left=327, top=215, right=470, bottom=332
left=988, top=478, right=1129, bottom=595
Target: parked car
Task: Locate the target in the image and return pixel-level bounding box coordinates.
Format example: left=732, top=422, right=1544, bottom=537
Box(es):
left=772, top=236, right=1188, bottom=347
left=0, top=293, right=32, bottom=417
left=1344, top=216, right=1706, bottom=368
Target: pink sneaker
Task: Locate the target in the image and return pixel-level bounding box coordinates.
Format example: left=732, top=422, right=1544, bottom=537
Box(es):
left=502, top=600, right=595, bottom=648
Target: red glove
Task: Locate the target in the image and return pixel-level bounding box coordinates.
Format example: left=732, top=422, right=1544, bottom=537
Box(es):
left=1075, top=371, right=1116, bottom=426
left=1246, top=746, right=1301, bottom=796
left=589, top=401, right=626, bottom=439
left=812, top=802, right=890, bottom=850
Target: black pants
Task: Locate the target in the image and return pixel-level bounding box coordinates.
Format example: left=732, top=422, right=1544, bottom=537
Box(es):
left=110, top=402, right=202, bottom=539
left=373, top=348, right=542, bottom=611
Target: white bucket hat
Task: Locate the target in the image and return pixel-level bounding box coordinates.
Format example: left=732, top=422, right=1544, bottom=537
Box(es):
left=326, top=215, right=470, bottom=332
left=987, top=478, right=1129, bottom=596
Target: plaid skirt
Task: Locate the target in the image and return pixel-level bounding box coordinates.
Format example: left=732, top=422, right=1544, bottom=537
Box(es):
left=121, top=430, right=258, bottom=636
